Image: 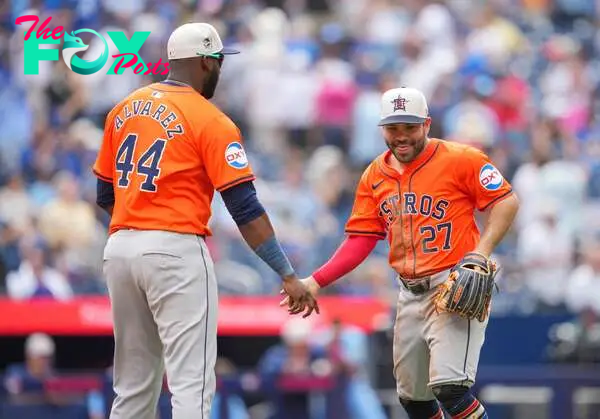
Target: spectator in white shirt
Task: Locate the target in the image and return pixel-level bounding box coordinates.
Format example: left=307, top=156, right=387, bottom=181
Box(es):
left=565, top=234, right=600, bottom=315
left=6, top=236, right=73, bottom=301
left=518, top=201, right=574, bottom=311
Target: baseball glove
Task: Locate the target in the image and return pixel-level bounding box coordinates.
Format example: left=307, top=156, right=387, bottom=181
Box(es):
left=434, top=252, right=498, bottom=322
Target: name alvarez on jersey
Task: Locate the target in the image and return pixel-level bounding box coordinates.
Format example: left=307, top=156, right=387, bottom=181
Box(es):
left=112, top=99, right=185, bottom=140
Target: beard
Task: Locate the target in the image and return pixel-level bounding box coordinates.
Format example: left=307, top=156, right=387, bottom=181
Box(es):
left=387, top=135, right=427, bottom=163
left=202, top=69, right=220, bottom=99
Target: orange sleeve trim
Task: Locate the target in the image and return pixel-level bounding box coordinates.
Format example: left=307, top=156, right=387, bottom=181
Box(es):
left=216, top=174, right=256, bottom=192
left=345, top=230, right=387, bottom=239
left=480, top=189, right=513, bottom=211
left=93, top=169, right=113, bottom=183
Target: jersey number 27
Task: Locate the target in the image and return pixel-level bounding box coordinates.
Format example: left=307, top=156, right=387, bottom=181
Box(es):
left=116, top=133, right=166, bottom=192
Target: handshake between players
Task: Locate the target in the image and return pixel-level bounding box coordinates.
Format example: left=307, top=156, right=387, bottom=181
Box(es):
left=280, top=275, right=320, bottom=318
left=279, top=276, right=320, bottom=318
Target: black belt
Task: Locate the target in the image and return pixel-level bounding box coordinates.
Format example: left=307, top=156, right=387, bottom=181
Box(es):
left=399, top=276, right=432, bottom=294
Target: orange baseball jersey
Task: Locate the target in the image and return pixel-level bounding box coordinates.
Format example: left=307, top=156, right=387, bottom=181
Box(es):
left=345, top=138, right=513, bottom=279
left=93, top=82, right=255, bottom=236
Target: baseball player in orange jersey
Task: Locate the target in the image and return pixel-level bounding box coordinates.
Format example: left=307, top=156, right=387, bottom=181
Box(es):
left=282, top=87, right=519, bottom=419
left=93, top=23, right=318, bottom=419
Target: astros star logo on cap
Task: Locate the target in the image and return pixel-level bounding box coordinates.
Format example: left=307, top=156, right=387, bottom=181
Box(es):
left=392, top=96, right=410, bottom=112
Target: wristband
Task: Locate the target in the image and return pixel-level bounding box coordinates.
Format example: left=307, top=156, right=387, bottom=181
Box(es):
left=254, top=236, right=295, bottom=277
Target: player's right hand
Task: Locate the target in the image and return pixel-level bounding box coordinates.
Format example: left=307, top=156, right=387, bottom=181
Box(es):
left=280, top=276, right=320, bottom=318
left=301, top=275, right=321, bottom=296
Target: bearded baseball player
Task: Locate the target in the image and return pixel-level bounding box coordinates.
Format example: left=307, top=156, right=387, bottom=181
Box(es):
left=282, top=87, right=519, bottom=418
left=93, top=23, right=318, bottom=419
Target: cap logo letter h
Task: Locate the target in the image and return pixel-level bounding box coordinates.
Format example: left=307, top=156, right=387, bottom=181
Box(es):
left=392, top=96, right=409, bottom=112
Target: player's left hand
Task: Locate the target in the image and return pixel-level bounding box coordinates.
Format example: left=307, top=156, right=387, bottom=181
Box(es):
left=434, top=252, right=498, bottom=322
left=280, top=276, right=321, bottom=318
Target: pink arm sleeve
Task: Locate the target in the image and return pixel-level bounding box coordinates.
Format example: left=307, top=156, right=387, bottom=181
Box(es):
left=313, top=235, right=378, bottom=287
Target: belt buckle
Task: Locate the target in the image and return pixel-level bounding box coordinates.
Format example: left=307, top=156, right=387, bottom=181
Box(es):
left=400, top=276, right=431, bottom=294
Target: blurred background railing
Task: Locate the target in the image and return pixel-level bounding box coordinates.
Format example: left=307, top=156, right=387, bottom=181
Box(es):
left=1, top=299, right=600, bottom=418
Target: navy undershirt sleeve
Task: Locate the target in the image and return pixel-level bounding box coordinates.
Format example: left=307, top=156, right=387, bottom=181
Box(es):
left=220, top=181, right=266, bottom=225
left=96, top=178, right=115, bottom=209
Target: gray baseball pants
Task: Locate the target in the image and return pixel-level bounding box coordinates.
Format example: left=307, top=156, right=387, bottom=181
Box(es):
left=393, top=269, right=489, bottom=401
left=103, top=229, right=218, bottom=419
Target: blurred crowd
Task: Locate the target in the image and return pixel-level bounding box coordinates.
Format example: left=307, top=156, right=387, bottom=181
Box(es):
left=1, top=0, right=600, bottom=318
left=1, top=321, right=387, bottom=419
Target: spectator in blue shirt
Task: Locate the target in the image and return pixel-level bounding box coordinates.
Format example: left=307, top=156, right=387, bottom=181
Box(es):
left=311, top=318, right=387, bottom=419
left=3, top=333, right=55, bottom=399
left=3, top=332, right=105, bottom=419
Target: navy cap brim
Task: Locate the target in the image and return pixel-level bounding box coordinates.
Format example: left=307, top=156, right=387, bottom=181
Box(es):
left=220, top=47, right=240, bottom=55
left=378, top=115, right=427, bottom=126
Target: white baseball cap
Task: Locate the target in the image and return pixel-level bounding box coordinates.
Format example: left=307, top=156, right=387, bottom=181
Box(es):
left=378, top=87, right=429, bottom=126
left=167, top=23, right=239, bottom=60
left=280, top=317, right=313, bottom=345
left=25, top=333, right=55, bottom=357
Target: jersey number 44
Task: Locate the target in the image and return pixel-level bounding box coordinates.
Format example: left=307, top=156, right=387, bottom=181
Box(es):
left=116, top=133, right=166, bottom=192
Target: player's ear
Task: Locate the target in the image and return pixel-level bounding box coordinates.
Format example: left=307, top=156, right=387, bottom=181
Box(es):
left=199, top=57, right=212, bottom=72
left=424, top=118, right=432, bottom=134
